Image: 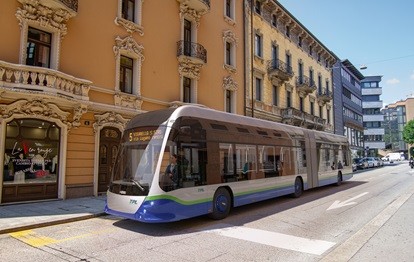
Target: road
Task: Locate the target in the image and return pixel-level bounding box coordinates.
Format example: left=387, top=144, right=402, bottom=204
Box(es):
left=1, top=163, right=413, bottom=262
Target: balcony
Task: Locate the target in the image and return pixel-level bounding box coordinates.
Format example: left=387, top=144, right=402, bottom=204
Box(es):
left=176, top=0, right=210, bottom=14
left=0, top=60, right=90, bottom=101
left=267, top=59, right=293, bottom=84
left=177, top=40, right=207, bottom=65
left=295, top=75, right=316, bottom=96
left=281, top=107, right=325, bottom=130
left=317, top=89, right=333, bottom=104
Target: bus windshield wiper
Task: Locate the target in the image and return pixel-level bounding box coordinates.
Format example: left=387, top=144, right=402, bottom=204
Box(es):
left=126, top=178, right=145, bottom=192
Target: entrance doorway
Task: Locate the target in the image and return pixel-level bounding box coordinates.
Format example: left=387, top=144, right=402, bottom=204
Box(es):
left=98, top=127, right=121, bottom=193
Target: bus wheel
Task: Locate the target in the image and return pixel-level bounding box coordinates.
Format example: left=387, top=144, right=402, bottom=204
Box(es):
left=209, top=188, right=231, bottom=220
left=292, top=177, right=303, bottom=198
left=335, top=172, right=343, bottom=186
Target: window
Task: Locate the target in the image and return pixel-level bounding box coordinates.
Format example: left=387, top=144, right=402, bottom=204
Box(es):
left=300, top=97, right=304, bottom=111
left=271, top=14, right=277, bottom=27
left=287, top=90, right=292, bottom=107
left=255, top=77, right=262, bottom=101
left=318, top=75, right=322, bottom=93
left=122, top=0, right=135, bottom=21
left=225, top=41, right=232, bottom=65
left=286, top=25, right=290, bottom=37
left=298, top=36, right=302, bottom=47
left=225, top=0, right=236, bottom=20
left=254, top=33, right=262, bottom=57
left=120, top=56, right=133, bottom=94
left=254, top=1, right=262, bottom=15
left=319, top=105, right=323, bottom=118
left=309, top=45, right=313, bottom=56
left=309, top=69, right=314, bottom=86
left=286, top=53, right=292, bottom=73
left=226, top=90, right=233, bottom=113
left=26, top=27, right=51, bottom=68
left=183, top=77, right=192, bottom=103
left=310, top=101, right=315, bottom=115
left=273, top=85, right=278, bottom=106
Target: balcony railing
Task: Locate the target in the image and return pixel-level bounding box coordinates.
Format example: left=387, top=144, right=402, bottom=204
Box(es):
left=281, top=107, right=326, bottom=130
left=0, top=60, right=90, bottom=100
left=267, top=59, right=293, bottom=82
left=317, top=89, right=333, bottom=103
left=58, top=0, right=78, bottom=12
left=177, top=40, right=207, bottom=64
left=296, top=75, right=316, bottom=95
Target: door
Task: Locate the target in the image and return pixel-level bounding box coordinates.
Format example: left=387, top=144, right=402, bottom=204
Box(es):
left=98, top=127, right=121, bottom=193
left=184, top=19, right=192, bottom=56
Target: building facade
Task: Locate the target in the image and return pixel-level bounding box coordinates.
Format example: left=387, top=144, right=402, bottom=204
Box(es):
left=0, top=0, right=245, bottom=203
left=361, top=75, right=385, bottom=156
left=333, top=59, right=364, bottom=157
left=246, top=0, right=336, bottom=131
left=382, top=97, right=414, bottom=155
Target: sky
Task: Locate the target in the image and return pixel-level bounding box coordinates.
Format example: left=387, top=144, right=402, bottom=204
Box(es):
left=277, top=0, right=414, bottom=106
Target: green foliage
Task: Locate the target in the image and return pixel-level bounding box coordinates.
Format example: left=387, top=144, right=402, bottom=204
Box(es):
left=403, top=120, right=414, bottom=144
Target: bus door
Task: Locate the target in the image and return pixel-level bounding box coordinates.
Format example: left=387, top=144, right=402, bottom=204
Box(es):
left=305, top=132, right=318, bottom=188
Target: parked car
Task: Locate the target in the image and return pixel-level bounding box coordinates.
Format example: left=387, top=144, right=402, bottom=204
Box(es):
left=353, top=158, right=368, bottom=171
left=363, top=157, right=377, bottom=168
left=374, top=157, right=383, bottom=167
left=382, top=153, right=402, bottom=163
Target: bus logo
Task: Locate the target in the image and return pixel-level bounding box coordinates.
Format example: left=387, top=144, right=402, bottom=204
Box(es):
left=129, top=199, right=138, bottom=205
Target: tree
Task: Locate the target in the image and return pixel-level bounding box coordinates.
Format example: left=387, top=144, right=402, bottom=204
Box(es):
left=403, top=119, right=414, bottom=144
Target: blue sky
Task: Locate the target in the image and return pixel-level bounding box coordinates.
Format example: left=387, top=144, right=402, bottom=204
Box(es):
left=277, top=0, right=414, bottom=106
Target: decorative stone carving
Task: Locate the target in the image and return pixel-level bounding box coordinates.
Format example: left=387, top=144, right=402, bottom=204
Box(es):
left=15, top=0, right=75, bottom=37
left=0, top=99, right=69, bottom=124
left=69, top=104, right=88, bottom=128
left=179, top=4, right=204, bottom=27
left=114, top=17, right=144, bottom=35
left=223, top=64, right=236, bottom=74
left=114, top=93, right=143, bottom=110
left=113, top=36, right=145, bottom=60
left=223, top=30, right=238, bottom=46
left=178, top=58, right=202, bottom=79
left=93, top=112, right=128, bottom=133
left=222, top=76, right=238, bottom=92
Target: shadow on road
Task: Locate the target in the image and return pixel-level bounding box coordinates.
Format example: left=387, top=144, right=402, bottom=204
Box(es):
left=110, top=180, right=366, bottom=236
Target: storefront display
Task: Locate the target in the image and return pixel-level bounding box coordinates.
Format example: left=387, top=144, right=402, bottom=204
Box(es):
left=2, top=119, right=60, bottom=203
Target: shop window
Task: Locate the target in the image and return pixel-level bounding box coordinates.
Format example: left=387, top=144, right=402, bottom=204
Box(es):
left=3, top=119, right=60, bottom=184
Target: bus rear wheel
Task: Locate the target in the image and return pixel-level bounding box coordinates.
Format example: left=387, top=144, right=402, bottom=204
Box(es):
left=292, top=177, right=303, bottom=198
left=209, top=188, right=231, bottom=220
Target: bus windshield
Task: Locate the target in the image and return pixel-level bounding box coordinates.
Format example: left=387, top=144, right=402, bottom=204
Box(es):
left=109, top=125, right=166, bottom=196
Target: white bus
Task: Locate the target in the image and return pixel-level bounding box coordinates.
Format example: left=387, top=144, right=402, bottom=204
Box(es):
left=105, top=105, right=352, bottom=222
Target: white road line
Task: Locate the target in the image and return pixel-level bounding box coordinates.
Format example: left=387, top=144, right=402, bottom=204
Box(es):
left=208, top=225, right=335, bottom=255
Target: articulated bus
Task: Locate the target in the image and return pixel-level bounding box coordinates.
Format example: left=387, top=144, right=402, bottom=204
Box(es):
left=105, top=105, right=352, bottom=222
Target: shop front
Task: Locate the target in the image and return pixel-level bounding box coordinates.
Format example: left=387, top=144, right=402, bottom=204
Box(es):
left=2, top=119, right=60, bottom=203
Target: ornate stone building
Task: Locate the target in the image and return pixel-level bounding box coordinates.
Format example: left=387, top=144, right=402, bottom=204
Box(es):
left=245, top=0, right=336, bottom=131
left=0, top=0, right=245, bottom=203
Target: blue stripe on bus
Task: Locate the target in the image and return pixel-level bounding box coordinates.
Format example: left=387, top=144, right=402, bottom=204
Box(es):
left=105, top=183, right=304, bottom=223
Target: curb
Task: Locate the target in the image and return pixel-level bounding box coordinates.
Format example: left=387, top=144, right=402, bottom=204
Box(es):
left=0, top=212, right=107, bottom=235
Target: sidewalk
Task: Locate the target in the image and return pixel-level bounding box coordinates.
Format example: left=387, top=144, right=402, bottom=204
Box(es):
left=0, top=195, right=107, bottom=234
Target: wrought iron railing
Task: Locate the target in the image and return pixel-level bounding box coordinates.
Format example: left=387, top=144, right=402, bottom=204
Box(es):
left=59, top=0, right=78, bottom=12
left=177, top=40, right=207, bottom=63
left=267, top=59, right=293, bottom=75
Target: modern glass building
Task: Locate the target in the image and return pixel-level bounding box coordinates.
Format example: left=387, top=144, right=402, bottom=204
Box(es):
left=361, top=75, right=385, bottom=156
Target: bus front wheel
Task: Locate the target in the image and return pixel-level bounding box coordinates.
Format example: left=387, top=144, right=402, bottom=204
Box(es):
left=292, top=177, right=303, bottom=198
left=209, top=188, right=231, bottom=220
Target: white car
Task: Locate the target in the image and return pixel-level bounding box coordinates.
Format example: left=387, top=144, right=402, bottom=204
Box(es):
left=363, top=157, right=377, bottom=168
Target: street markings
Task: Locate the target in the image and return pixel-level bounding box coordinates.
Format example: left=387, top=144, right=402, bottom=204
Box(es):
left=208, top=224, right=335, bottom=255
left=10, top=228, right=116, bottom=247
left=327, top=192, right=369, bottom=211
left=9, top=230, right=59, bottom=247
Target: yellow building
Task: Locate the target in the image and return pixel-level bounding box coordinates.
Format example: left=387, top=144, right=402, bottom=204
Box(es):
left=0, top=0, right=245, bottom=203
left=246, top=0, right=336, bottom=130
